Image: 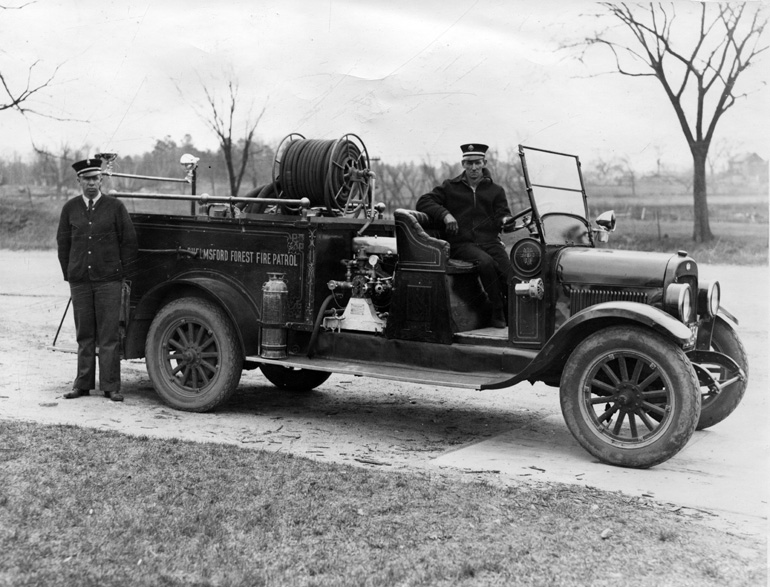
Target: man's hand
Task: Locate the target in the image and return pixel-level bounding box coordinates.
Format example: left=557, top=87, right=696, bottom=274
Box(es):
left=500, top=215, right=514, bottom=229
left=443, top=213, right=458, bottom=235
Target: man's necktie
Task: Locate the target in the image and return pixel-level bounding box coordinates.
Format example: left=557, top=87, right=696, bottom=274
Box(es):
left=88, top=199, right=94, bottom=217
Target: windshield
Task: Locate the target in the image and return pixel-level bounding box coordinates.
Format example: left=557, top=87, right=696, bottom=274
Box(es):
left=519, top=146, right=591, bottom=246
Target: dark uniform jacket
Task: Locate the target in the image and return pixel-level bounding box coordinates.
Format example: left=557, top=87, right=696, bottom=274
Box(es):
left=416, top=169, right=512, bottom=246
left=56, top=194, right=138, bottom=282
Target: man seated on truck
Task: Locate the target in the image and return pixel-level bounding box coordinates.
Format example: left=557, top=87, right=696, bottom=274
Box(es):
left=416, top=143, right=514, bottom=329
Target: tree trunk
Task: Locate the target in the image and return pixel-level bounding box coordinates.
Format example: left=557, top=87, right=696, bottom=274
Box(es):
left=691, top=144, right=713, bottom=242
left=223, top=149, right=237, bottom=197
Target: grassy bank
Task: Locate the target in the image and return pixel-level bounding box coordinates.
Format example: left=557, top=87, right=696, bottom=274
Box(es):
left=1, top=194, right=767, bottom=265
left=0, top=421, right=764, bottom=587
left=0, top=196, right=62, bottom=250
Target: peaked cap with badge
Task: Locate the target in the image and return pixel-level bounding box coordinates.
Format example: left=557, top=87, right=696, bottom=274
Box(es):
left=72, top=158, right=103, bottom=178
left=460, top=143, right=489, bottom=160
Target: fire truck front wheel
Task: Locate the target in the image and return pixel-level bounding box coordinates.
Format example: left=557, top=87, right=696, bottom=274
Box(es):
left=146, top=298, right=243, bottom=412
left=559, top=326, right=700, bottom=469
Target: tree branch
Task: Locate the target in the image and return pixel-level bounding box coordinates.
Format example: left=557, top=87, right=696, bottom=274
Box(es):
left=0, top=2, right=37, bottom=10
left=0, top=61, right=61, bottom=115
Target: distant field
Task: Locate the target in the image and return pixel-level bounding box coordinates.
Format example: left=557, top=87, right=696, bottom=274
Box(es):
left=584, top=192, right=768, bottom=265
left=1, top=192, right=767, bottom=265
left=599, top=219, right=768, bottom=266
left=589, top=192, right=768, bottom=224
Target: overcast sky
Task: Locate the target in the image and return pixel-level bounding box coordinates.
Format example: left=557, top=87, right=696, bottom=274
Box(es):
left=2, top=0, right=768, bottom=172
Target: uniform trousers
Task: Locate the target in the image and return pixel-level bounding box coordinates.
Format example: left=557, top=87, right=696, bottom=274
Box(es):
left=450, top=241, right=513, bottom=313
left=69, top=280, right=122, bottom=392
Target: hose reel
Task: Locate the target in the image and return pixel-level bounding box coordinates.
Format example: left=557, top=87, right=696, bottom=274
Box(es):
left=271, top=133, right=374, bottom=217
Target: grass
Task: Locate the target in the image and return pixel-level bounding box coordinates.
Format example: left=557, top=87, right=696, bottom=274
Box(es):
left=0, top=196, right=62, bottom=250
left=1, top=194, right=767, bottom=265
left=604, top=218, right=768, bottom=266
left=0, top=420, right=765, bottom=587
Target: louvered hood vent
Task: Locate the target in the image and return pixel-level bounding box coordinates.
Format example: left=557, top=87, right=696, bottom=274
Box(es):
left=570, top=288, right=648, bottom=314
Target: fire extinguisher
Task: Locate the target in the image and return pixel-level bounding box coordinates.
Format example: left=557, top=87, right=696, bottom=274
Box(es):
left=260, top=272, right=288, bottom=359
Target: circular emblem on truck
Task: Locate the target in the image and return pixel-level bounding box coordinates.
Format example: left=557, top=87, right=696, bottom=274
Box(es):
left=511, top=238, right=543, bottom=277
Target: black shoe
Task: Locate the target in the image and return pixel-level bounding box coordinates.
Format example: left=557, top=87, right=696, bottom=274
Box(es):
left=63, top=389, right=89, bottom=399
left=105, top=391, right=124, bottom=402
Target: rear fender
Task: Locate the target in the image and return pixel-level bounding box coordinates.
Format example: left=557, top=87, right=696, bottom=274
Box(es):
left=125, top=272, right=260, bottom=359
left=482, top=301, right=693, bottom=390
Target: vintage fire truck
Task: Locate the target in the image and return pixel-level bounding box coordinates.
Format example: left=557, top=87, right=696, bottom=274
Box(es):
left=91, top=135, right=747, bottom=469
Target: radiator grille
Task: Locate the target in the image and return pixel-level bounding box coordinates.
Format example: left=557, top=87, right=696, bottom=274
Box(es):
left=570, top=288, right=648, bottom=314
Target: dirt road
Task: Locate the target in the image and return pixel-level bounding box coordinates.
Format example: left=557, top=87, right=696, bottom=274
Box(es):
left=1, top=250, right=766, bottom=538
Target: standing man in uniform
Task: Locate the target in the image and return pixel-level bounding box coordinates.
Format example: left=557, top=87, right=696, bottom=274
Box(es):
left=417, top=143, right=514, bottom=329
left=57, top=157, right=138, bottom=401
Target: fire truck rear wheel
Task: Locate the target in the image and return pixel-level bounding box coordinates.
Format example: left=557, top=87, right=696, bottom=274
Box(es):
left=259, top=364, right=331, bottom=391
left=146, top=298, right=243, bottom=412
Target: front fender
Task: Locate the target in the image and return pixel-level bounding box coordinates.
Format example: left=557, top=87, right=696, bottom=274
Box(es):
left=718, top=306, right=738, bottom=326
left=126, top=271, right=261, bottom=358
left=482, top=301, right=692, bottom=390
left=694, top=308, right=738, bottom=350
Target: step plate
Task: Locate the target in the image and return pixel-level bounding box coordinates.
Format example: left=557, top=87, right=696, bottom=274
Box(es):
left=245, top=354, right=516, bottom=390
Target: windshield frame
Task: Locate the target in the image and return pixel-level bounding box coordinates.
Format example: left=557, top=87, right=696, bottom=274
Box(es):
left=518, top=145, right=594, bottom=247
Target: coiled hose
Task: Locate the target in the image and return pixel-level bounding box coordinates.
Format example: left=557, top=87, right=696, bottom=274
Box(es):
left=280, top=139, right=336, bottom=209
left=276, top=135, right=371, bottom=216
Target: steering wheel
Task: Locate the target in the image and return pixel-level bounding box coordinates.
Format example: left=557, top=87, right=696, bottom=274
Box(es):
left=502, top=207, right=534, bottom=233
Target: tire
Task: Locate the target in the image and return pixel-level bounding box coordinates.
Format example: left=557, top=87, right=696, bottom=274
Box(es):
left=146, top=298, right=243, bottom=412
left=560, top=326, right=701, bottom=469
left=695, top=318, right=749, bottom=430
left=260, top=364, right=331, bottom=391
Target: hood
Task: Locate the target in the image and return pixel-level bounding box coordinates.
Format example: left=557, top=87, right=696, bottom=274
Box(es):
left=557, top=248, right=676, bottom=288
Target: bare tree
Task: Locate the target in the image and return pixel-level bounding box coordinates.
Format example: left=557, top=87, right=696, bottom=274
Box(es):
left=201, top=80, right=266, bottom=197
left=32, top=142, right=74, bottom=197
left=487, top=148, right=528, bottom=211
left=0, top=61, right=59, bottom=116
left=577, top=2, right=768, bottom=242
left=1, top=3, right=60, bottom=116
left=617, top=155, right=638, bottom=198
left=377, top=163, right=420, bottom=210
left=244, top=140, right=273, bottom=190
left=707, top=137, right=739, bottom=180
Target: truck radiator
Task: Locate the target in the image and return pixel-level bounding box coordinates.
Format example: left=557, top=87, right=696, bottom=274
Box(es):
left=570, top=288, right=647, bottom=314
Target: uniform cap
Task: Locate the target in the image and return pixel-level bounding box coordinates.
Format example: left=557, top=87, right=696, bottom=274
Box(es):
left=72, top=158, right=103, bottom=177
left=460, top=143, right=489, bottom=160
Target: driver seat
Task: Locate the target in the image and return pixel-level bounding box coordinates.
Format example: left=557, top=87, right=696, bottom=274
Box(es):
left=387, top=209, right=487, bottom=342
left=393, top=209, right=476, bottom=274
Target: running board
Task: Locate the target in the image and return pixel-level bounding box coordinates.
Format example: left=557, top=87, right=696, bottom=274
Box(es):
left=245, top=355, right=517, bottom=390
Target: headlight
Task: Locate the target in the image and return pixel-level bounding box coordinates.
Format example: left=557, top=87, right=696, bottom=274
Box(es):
left=682, top=287, right=693, bottom=323
left=665, top=283, right=693, bottom=323
left=698, top=280, right=721, bottom=318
